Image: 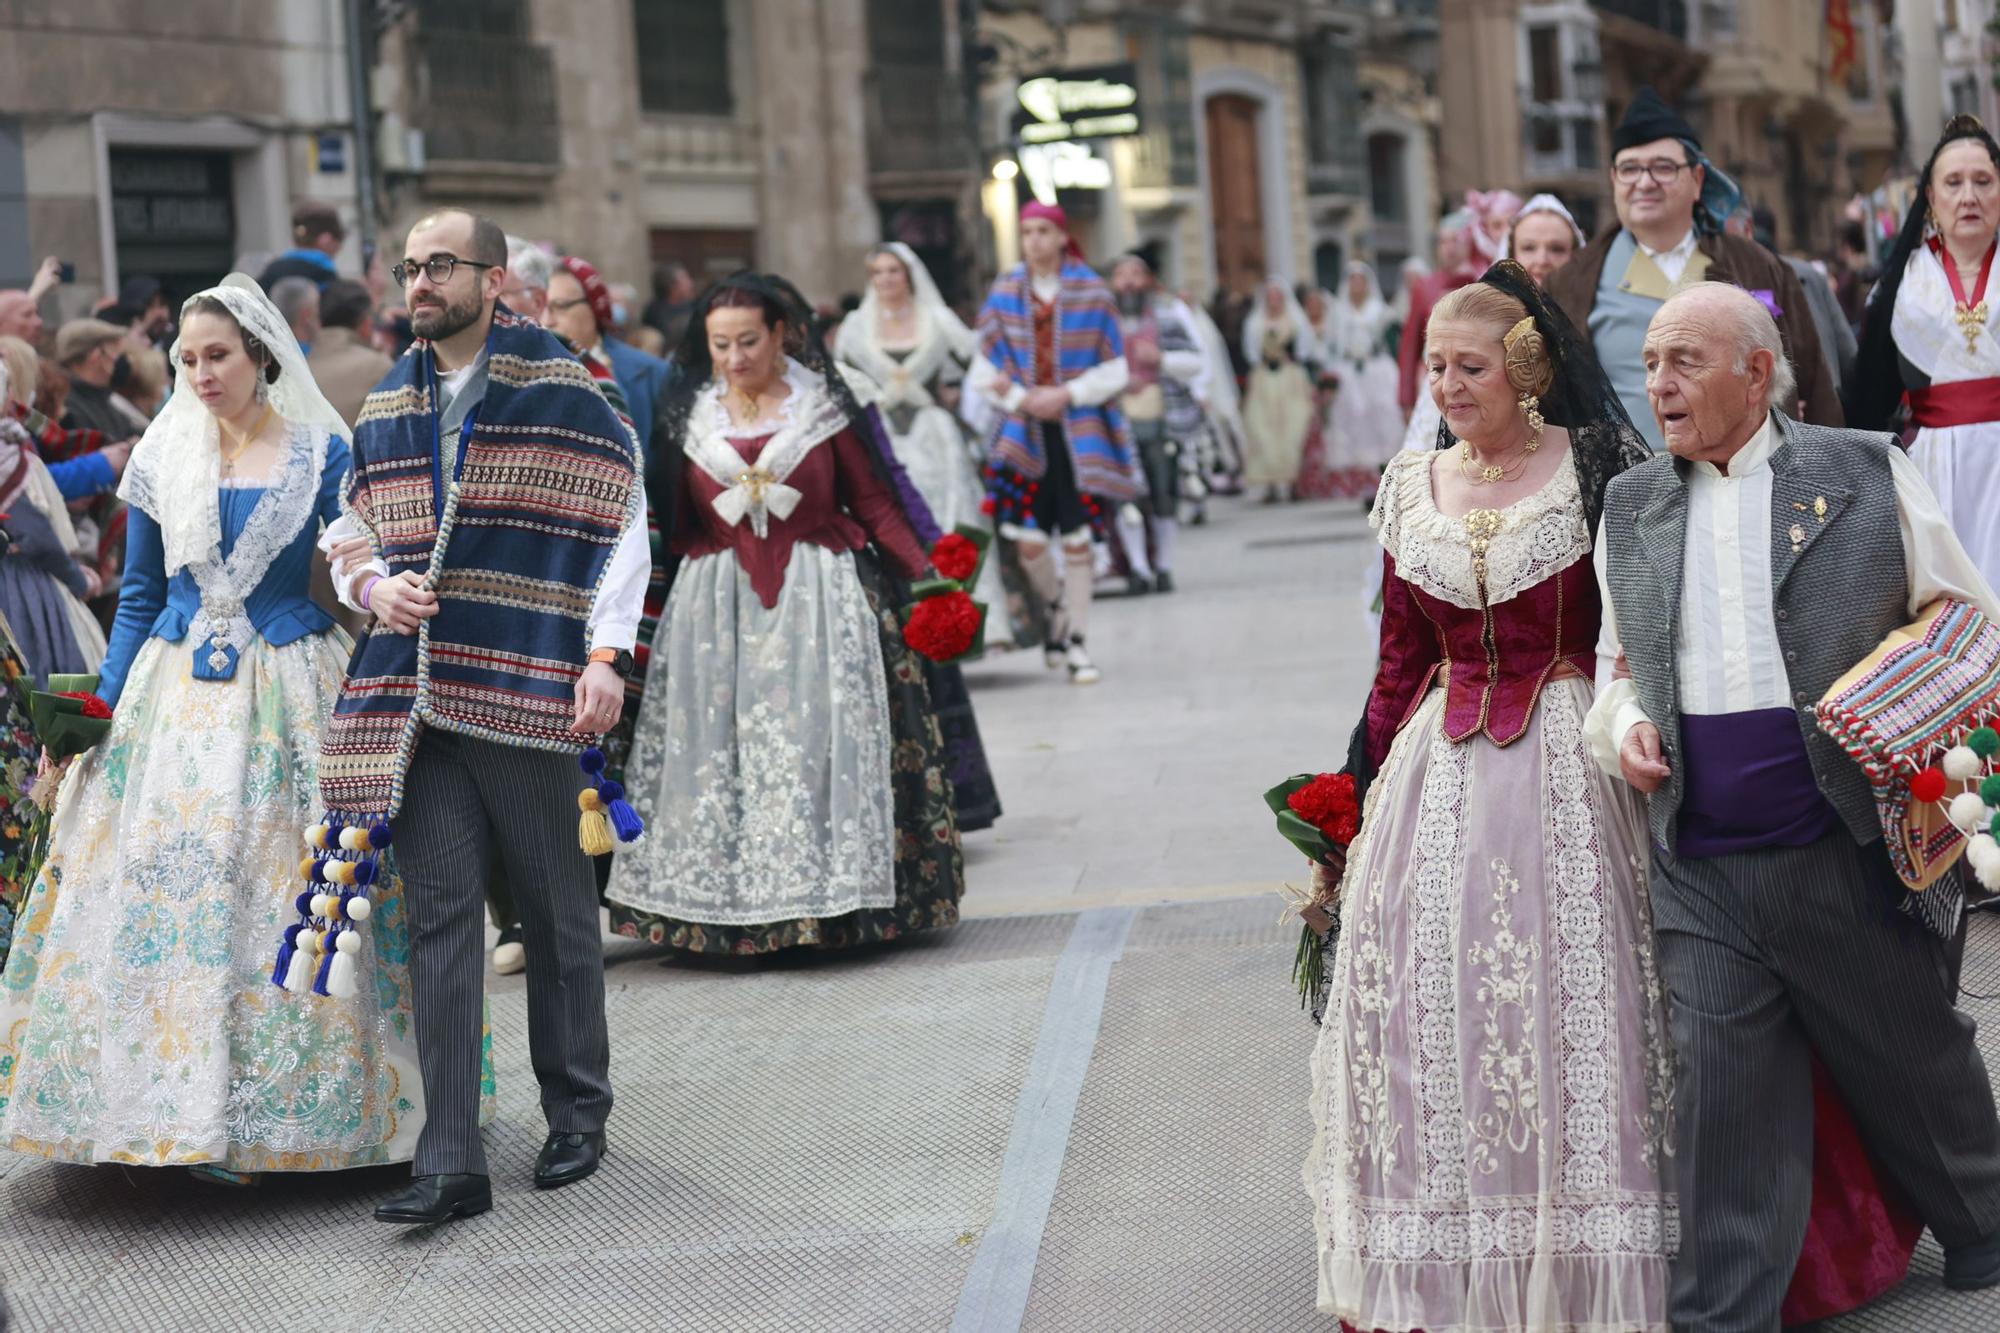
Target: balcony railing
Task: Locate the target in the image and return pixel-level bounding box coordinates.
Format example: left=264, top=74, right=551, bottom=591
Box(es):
left=1308, top=153, right=1367, bottom=199
left=866, top=65, right=973, bottom=177
left=1593, top=0, right=1690, bottom=40
left=409, top=31, right=560, bottom=167
left=1126, top=129, right=1198, bottom=192
left=639, top=115, right=759, bottom=175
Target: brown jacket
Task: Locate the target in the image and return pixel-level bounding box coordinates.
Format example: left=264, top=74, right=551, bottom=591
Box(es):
left=1545, top=228, right=1843, bottom=428
left=306, top=326, right=394, bottom=429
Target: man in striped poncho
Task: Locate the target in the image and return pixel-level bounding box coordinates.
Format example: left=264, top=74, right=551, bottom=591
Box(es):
left=969, top=202, right=1137, bottom=685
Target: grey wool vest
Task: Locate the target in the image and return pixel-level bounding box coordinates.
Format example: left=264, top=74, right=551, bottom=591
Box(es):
left=1599, top=414, right=1910, bottom=858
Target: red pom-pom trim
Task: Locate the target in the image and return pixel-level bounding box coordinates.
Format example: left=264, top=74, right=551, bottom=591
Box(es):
left=931, top=533, right=980, bottom=582
left=1288, top=772, right=1360, bottom=845
left=903, top=590, right=982, bottom=662
left=1910, top=767, right=1949, bottom=803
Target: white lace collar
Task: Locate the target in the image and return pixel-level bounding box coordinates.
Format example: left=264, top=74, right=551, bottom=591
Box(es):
left=1372, top=446, right=1590, bottom=611
left=687, top=359, right=850, bottom=537
left=188, top=422, right=328, bottom=669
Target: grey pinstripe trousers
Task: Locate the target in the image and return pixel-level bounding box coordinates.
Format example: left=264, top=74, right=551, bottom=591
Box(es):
left=397, top=730, right=613, bottom=1176
left=1651, top=834, right=2000, bottom=1333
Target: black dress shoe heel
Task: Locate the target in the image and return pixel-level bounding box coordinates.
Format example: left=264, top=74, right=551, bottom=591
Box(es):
left=374, top=1172, right=493, bottom=1224
left=535, top=1130, right=607, bottom=1189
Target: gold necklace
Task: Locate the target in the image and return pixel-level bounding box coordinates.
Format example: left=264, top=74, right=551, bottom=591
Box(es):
left=732, top=383, right=776, bottom=424
left=1456, top=430, right=1540, bottom=485
left=220, top=403, right=276, bottom=467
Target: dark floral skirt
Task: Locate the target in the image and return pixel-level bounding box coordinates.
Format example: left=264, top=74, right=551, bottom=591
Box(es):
left=0, top=627, right=55, bottom=975
left=608, top=551, right=965, bottom=954
left=925, top=658, right=1000, bottom=833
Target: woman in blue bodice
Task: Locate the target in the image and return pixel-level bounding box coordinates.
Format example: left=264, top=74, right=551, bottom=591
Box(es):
left=0, top=275, right=480, bottom=1180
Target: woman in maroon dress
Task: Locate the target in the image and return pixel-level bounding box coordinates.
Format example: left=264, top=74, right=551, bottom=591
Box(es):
left=605, top=273, right=964, bottom=954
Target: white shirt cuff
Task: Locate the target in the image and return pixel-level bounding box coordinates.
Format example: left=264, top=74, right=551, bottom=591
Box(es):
left=586, top=502, right=652, bottom=652
left=1584, top=677, right=1650, bottom=779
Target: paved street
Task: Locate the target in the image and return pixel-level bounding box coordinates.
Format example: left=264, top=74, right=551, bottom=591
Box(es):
left=6, top=495, right=2000, bottom=1331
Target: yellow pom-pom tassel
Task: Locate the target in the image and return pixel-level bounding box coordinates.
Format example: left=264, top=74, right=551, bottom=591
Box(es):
left=299, top=856, right=316, bottom=882
left=579, top=806, right=615, bottom=857
left=577, top=788, right=604, bottom=813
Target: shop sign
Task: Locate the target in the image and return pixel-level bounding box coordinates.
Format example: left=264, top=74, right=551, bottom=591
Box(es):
left=1012, top=63, right=1142, bottom=146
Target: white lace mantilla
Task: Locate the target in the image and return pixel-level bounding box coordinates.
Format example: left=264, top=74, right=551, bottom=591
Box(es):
left=185, top=423, right=326, bottom=671
left=690, top=360, right=853, bottom=537
left=1372, top=447, right=1590, bottom=611
left=1892, top=244, right=2000, bottom=385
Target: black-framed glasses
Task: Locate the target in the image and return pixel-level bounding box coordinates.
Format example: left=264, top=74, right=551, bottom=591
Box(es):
left=390, top=255, right=497, bottom=288
left=1613, top=159, right=1692, bottom=185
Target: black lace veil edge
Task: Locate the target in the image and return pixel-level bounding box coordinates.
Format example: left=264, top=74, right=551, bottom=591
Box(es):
left=1847, top=115, right=2000, bottom=432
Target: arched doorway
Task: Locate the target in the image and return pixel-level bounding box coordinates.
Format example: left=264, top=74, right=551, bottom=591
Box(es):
left=1205, top=93, right=1266, bottom=297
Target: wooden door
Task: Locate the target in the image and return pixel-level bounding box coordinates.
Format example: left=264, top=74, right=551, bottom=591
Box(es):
left=1206, top=94, right=1266, bottom=297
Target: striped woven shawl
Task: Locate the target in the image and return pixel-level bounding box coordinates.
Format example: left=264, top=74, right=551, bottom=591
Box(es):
left=321, top=306, right=640, bottom=817
left=976, top=261, right=1138, bottom=499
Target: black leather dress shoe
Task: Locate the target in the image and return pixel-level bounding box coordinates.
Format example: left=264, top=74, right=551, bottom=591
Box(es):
left=374, top=1172, right=492, bottom=1224
left=534, top=1130, right=607, bottom=1189
left=1945, top=1231, right=2000, bottom=1290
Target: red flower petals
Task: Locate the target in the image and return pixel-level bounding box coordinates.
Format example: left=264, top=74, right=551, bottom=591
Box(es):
left=903, top=590, right=982, bottom=662
left=931, top=533, right=980, bottom=582
left=1288, top=772, right=1360, bottom=845
left=57, top=690, right=113, bottom=720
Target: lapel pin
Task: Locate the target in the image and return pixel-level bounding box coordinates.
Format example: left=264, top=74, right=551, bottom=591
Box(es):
left=1789, top=523, right=1807, bottom=552
left=1813, top=495, right=1828, bottom=522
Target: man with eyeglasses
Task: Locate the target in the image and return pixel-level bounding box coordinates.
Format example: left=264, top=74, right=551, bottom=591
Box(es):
left=317, top=207, right=649, bottom=1225
left=1547, top=86, right=1840, bottom=448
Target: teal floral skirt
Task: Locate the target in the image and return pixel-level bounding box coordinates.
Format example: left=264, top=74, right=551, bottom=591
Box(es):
left=0, top=631, right=495, bottom=1170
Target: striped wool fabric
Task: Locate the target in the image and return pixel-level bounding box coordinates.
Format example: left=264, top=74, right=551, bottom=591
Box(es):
left=324, top=306, right=640, bottom=817
left=1816, top=600, right=2000, bottom=885
left=976, top=260, right=1139, bottom=501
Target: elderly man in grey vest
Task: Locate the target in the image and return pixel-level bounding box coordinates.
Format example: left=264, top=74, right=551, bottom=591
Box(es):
left=1586, top=281, right=2000, bottom=1330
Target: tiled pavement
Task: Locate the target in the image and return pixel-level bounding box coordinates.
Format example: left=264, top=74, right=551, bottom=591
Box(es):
left=5, top=498, right=2000, bottom=1330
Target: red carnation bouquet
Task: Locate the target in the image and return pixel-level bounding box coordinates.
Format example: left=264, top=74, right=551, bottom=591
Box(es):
left=1264, top=769, right=1362, bottom=1012
left=904, top=588, right=986, bottom=663
left=903, top=524, right=993, bottom=664
left=31, top=673, right=115, bottom=760
left=931, top=532, right=981, bottom=583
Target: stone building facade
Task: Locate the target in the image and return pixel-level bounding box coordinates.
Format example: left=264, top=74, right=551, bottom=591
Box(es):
left=0, top=0, right=363, bottom=317
left=1438, top=0, right=1901, bottom=253
left=976, top=2, right=1443, bottom=303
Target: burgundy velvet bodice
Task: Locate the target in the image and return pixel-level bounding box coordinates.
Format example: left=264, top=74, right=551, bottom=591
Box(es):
left=674, top=424, right=929, bottom=609
left=1365, top=552, right=1601, bottom=770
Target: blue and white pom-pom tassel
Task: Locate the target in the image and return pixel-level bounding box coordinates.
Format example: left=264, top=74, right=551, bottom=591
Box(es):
left=577, top=746, right=643, bottom=856
left=271, top=815, right=391, bottom=998
left=1921, top=726, right=2000, bottom=892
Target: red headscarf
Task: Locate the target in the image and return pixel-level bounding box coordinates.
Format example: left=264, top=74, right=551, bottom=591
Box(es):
left=1020, top=201, right=1086, bottom=262
left=558, top=255, right=616, bottom=334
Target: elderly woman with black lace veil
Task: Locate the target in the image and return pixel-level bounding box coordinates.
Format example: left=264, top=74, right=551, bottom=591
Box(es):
left=1301, top=260, right=1678, bottom=1331
left=1850, top=114, right=2000, bottom=592
left=605, top=273, right=965, bottom=955
left=0, top=276, right=479, bottom=1183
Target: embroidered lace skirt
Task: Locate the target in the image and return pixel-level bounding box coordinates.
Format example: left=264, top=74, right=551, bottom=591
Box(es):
left=608, top=547, right=963, bottom=953
left=0, top=631, right=493, bottom=1170
left=1305, top=680, right=1678, bottom=1332
left=607, top=543, right=900, bottom=928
